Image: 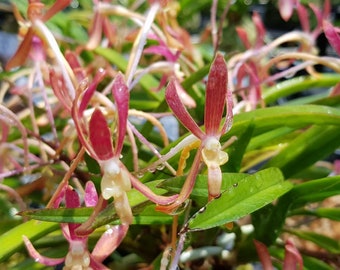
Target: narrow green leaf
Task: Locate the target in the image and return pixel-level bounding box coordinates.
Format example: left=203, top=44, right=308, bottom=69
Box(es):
left=187, top=168, right=292, bottom=231
left=287, top=175, right=340, bottom=209
left=263, top=125, right=340, bottom=178
left=225, top=105, right=340, bottom=140
left=0, top=220, right=59, bottom=262
left=286, top=229, right=340, bottom=254
left=19, top=207, right=94, bottom=223
left=263, top=74, right=340, bottom=104
left=290, top=208, right=340, bottom=221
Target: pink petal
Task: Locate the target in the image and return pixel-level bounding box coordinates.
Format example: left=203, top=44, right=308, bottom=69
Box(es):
left=111, top=73, right=129, bottom=156
left=166, top=79, right=204, bottom=139
left=283, top=239, right=303, bottom=270
left=84, top=181, right=98, bottom=207
left=102, top=17, right=116, bottom=46
left=91, top=224, right=129, bottom=262
left=252, top=12, right=266, bottom=48
left=79, top=68, right=106, bottom=116
left=322, top=0, right=331, bottom=20
left=87, top=13, right=104, bottom=50
left=253, top=240, right=274, bottom=270
left=296, top=3, right=309, bottom=32
left=65, top=51, right=86, bottom=82
left=204, top=53, right=228, bottom=136
left=144, top=45, right=179, bottom=62
left=323, top=20, right=340, bottom=56
left=23, top=235, right=65, bottom=266
left=5, top=28, right=34, bottom=70
left=50, top=69, right=72, bottom=111
left=89, top=109, right=114, bottom=160
left=42, top=0, right=72, bottom=21
left=279, top=0, right=296, bottom=21
left=65, top=186, right=80, bottom=208
left=236, top=27, right=251, bottom=49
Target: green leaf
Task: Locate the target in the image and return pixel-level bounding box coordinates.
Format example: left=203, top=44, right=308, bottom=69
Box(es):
left=263, top=74, right=340, bottom=104
left=286, top=229, right=340, bottom=254
left=19, top=207, right=94, bottom=223
left=287, top=175, right=340, bottom=209
left=0, top=220, right=59, bottom=262
left=186, top=168, right=292, bottom=231
left=290, top=208, right=340, bottom=221
left=225, top=105, right=340, bottom=140
left=252, top=175, right=340, bottom=246
left=263, top=125, right=340, bottom=178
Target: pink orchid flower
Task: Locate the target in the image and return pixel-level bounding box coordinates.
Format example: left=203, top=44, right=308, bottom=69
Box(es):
left=6, top=0, right=71, bottom=70
left=254, top=239, right=303, bottom=270
left=158, top=53, right=233, bottom=212
left=23, top=182, right=128, bottom=269
left=72, top=72, right=178, bottom=224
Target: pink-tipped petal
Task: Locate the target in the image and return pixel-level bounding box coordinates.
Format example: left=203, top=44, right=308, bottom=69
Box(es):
left=204, top=53, right=228, bottom=136
left=252, top=12, right=266, bottom=48
left=87, top=13, right=104, bottom=50
left=323, top=20, right=340, bottom=56
left=89, top=109, right=114, bottom=160
left=112, top=73, right=129, bottom=156
left=5, top=28, right=34, bottom=70
left=253, top=240, right=274, bottom=270
left=92, top=224, right=129, bottom=262
left=166, top=79, right=204, bottom=139
left=236, top=27, right=251, bottom=49
left=65, top=186, right=80, bottom=208
left=42, top=0, right=71, bottom=21
left=49, top=69, right=72, bottom=111
left=283, top=239, right=303, bottom=270
left=102, top=17, right=116, bottom=46
left=84, top=181, right=99, bottom=207
left=65, top=51, right=86, bottom=82
left=323, top=0, right=331, bottom=20
left=79, top=68, right=106, bottom=116
left=279, top=0, right=296, bottom=22
left=296, top=3, right=310, bottom=33
left=23, top=236, right=65, bottom=266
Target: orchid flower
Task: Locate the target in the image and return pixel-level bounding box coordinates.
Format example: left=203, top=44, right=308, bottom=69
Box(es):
left=158, top=53, right=233, bottom=213
left=254, top=239, right=303, bottom=270
left=23, top=182, right=128, bottom=269
left=6, top=0, right=71, bottom=70
left=72, top=72, right=178, bottom=224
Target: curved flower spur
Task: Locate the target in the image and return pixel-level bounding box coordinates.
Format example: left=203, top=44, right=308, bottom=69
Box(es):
left=72, top=72, right=178, bottom=226
left=158, top=52, right=233, bottom=213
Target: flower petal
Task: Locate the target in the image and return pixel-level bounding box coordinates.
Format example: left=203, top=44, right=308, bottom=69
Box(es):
left=279, top=0, right=296, bottom=22
left=89, top=108, right=114, bottom=160
left=23, top=235, right=65, bottom=266
left=84, top=181, right=98, bottom=207
left=79, top=68, right=106, bottom=116
left=204, top=53, right=228, bottom=136
left=283, top=239, right=303, bottom=270
left=253, top=239, right=274, bottom=270
left=92, top=224, right=128, bottom=262
left=5, top=28, right=34, bottom=70
left=166, top=79, right=204, bottom=139
left=111, top=73, right=129, bottom=156
left=323, top=20, right=340, bottom=56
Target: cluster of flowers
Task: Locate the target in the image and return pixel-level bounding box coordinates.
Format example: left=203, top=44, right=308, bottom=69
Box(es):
left=1, top=0, right=340, bottom=268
